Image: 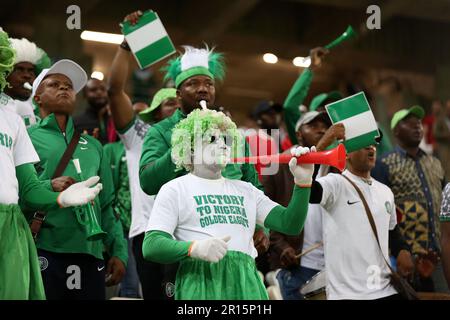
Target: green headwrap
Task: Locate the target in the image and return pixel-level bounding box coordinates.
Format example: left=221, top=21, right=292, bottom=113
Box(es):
left=162, top=46, right=225, bottom=88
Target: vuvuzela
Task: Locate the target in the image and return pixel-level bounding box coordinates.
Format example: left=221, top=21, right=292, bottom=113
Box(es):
left=232, top=143, right=346, bottom=172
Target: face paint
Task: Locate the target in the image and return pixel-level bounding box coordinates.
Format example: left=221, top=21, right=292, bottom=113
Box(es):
left=193, top=131, right=231, bottom=172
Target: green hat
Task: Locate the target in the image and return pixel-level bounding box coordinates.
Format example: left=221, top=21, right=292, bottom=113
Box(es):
left=310, top=91, right=342, bottom=111
left=139, top=88, right=177, bottom=123
left=390, top=105, right=425, bottom=130
left=162, top=45, right=225, bottom=88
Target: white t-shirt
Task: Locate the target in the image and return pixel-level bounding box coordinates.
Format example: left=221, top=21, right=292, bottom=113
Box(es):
left=300, top=165, right=329, bottom=271
left=146, top=173, right=278, bottom=258
left=300, top=204, right=325, bottom=271
left=119, top=118, right=155, bottom=238
left=317, top=170, right=397, bottom=300
left=0, top=105, right=39, bottom=204
left=1, top=93, right=37, bottom=128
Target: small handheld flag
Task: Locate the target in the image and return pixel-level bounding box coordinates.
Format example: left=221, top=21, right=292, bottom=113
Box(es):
left=121, top=10, right=176, bottom=69
left=325, top=92, right=380, bottom=153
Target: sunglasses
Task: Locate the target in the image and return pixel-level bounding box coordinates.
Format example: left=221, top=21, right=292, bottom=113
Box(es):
left=209, top=134, right=233, bottom=147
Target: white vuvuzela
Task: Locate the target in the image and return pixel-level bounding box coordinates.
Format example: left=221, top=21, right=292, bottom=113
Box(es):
left=200, top=100, right=208, bottom=110
left=23, top=82, right=32, bottom=90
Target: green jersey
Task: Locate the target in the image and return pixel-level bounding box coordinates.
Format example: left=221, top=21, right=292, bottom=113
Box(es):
left=104, top=141, right=132, bottom=233
left=24, top=114, right=127, bottom=264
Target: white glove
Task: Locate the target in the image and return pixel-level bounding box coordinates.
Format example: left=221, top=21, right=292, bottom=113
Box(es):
left=289, top=146, right=316, bottom=186
left=189, top=236, right=231, bottom=263
left=57, top=176, right=103, bottom=208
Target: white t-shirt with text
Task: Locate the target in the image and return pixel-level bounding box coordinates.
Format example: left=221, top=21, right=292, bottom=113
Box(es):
left=0, top=106, right=39, bottom=204
left=146, top=173, right=278, bottom=258
left=1, top=93, right=37, bottom=128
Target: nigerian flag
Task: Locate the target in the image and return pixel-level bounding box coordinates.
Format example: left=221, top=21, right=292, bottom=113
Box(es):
left=121, top=10, right=176, bottom=69
left=325, top=92, right=380, bottom=153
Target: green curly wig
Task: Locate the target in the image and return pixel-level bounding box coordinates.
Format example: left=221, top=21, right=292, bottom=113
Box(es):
left=0, top=30, right=16, bottom=91
left=162, top=45, right=225, bottom=88
left=171, top=109, right=242, bottom=172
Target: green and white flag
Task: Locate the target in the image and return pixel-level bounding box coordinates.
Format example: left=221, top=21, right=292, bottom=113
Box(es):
left=325, top=92, right=380, bottom=153
left=121, top=10, right=176, bottom=69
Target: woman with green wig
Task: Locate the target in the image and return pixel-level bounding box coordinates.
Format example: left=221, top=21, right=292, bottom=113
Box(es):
left=142, top=107, right=315, bottom=300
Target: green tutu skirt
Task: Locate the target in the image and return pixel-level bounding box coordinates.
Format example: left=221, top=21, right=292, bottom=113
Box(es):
left=175, top=250, right=268, bottom=300
left=0, top=204, right=45, bottom=300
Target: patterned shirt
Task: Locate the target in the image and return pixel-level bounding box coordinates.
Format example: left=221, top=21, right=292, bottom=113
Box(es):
left=372, top=146, right=445, bottom=255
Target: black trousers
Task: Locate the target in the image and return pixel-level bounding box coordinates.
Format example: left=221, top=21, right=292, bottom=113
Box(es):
left=37, top=249, right=106, bottom=300
left=132, top=233, right=179, bottom=300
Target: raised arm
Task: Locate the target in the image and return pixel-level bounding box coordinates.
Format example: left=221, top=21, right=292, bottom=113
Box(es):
left=107, top=11, right=144, bottom=130
left=283, top=47, right=329, bottom=145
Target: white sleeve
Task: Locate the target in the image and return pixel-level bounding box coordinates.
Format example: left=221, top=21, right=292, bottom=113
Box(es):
left=145, top=183, right=179, bottom=236
left=388, top=191, right=397, bottom=230
left=317, top=174, right=342, bottom=212
left=118, top=118, right=149, bottom=151
left=13, top=115, right=39, bottom=167
left=254, top=186, right=278, bottom=226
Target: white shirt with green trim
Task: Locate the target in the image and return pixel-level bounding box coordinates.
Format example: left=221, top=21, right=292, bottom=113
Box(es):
left=146, top=173, right=278, bottom=258
left=1, top=93, right=36, bottom=128
left=118, top=118, right=154, bottom=238
left=0, top=106, right=39, bottom=204
left=317, top=170, right=397, bottom=300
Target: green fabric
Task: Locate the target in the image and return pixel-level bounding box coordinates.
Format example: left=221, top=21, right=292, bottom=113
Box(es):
left=264, top=186, right=311, bottom=235
left=142, top=231, right=191, bottom=264
left=0, top=204, right=45, bottom=300
left=24, top=114, right=127, bottom=264
left=139, top=88, right=177, bottom=123
left=176, top=251, right=268, bottom=300
left=390, top=105, right=425, bottom=129
left=310, top=91, right=342, bottom=112
left=175, top=66, right=213, bottom=88
left=139, top=109, right=263, bottom=196
left=16, top=163, right=59, bottom=212
left=283, top=68, right=313, bottom=145
left=255, top=223, right=270, bottom=236
left=104, top=142, right=132, bottom=233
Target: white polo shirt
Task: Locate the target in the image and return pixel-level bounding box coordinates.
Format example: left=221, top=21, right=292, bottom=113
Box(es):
left=119, top=118, right=155, bottom=238
left=317, top=170, right=398, bottom=300
left=146, top=173, right=278, bottom=258
left=0, top=105, right=39, bottom=204
left=1, top=93, right=37, bottom=128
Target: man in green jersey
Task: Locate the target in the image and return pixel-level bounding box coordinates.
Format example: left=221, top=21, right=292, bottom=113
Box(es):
left=26, top=59, right=128, bottom=300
